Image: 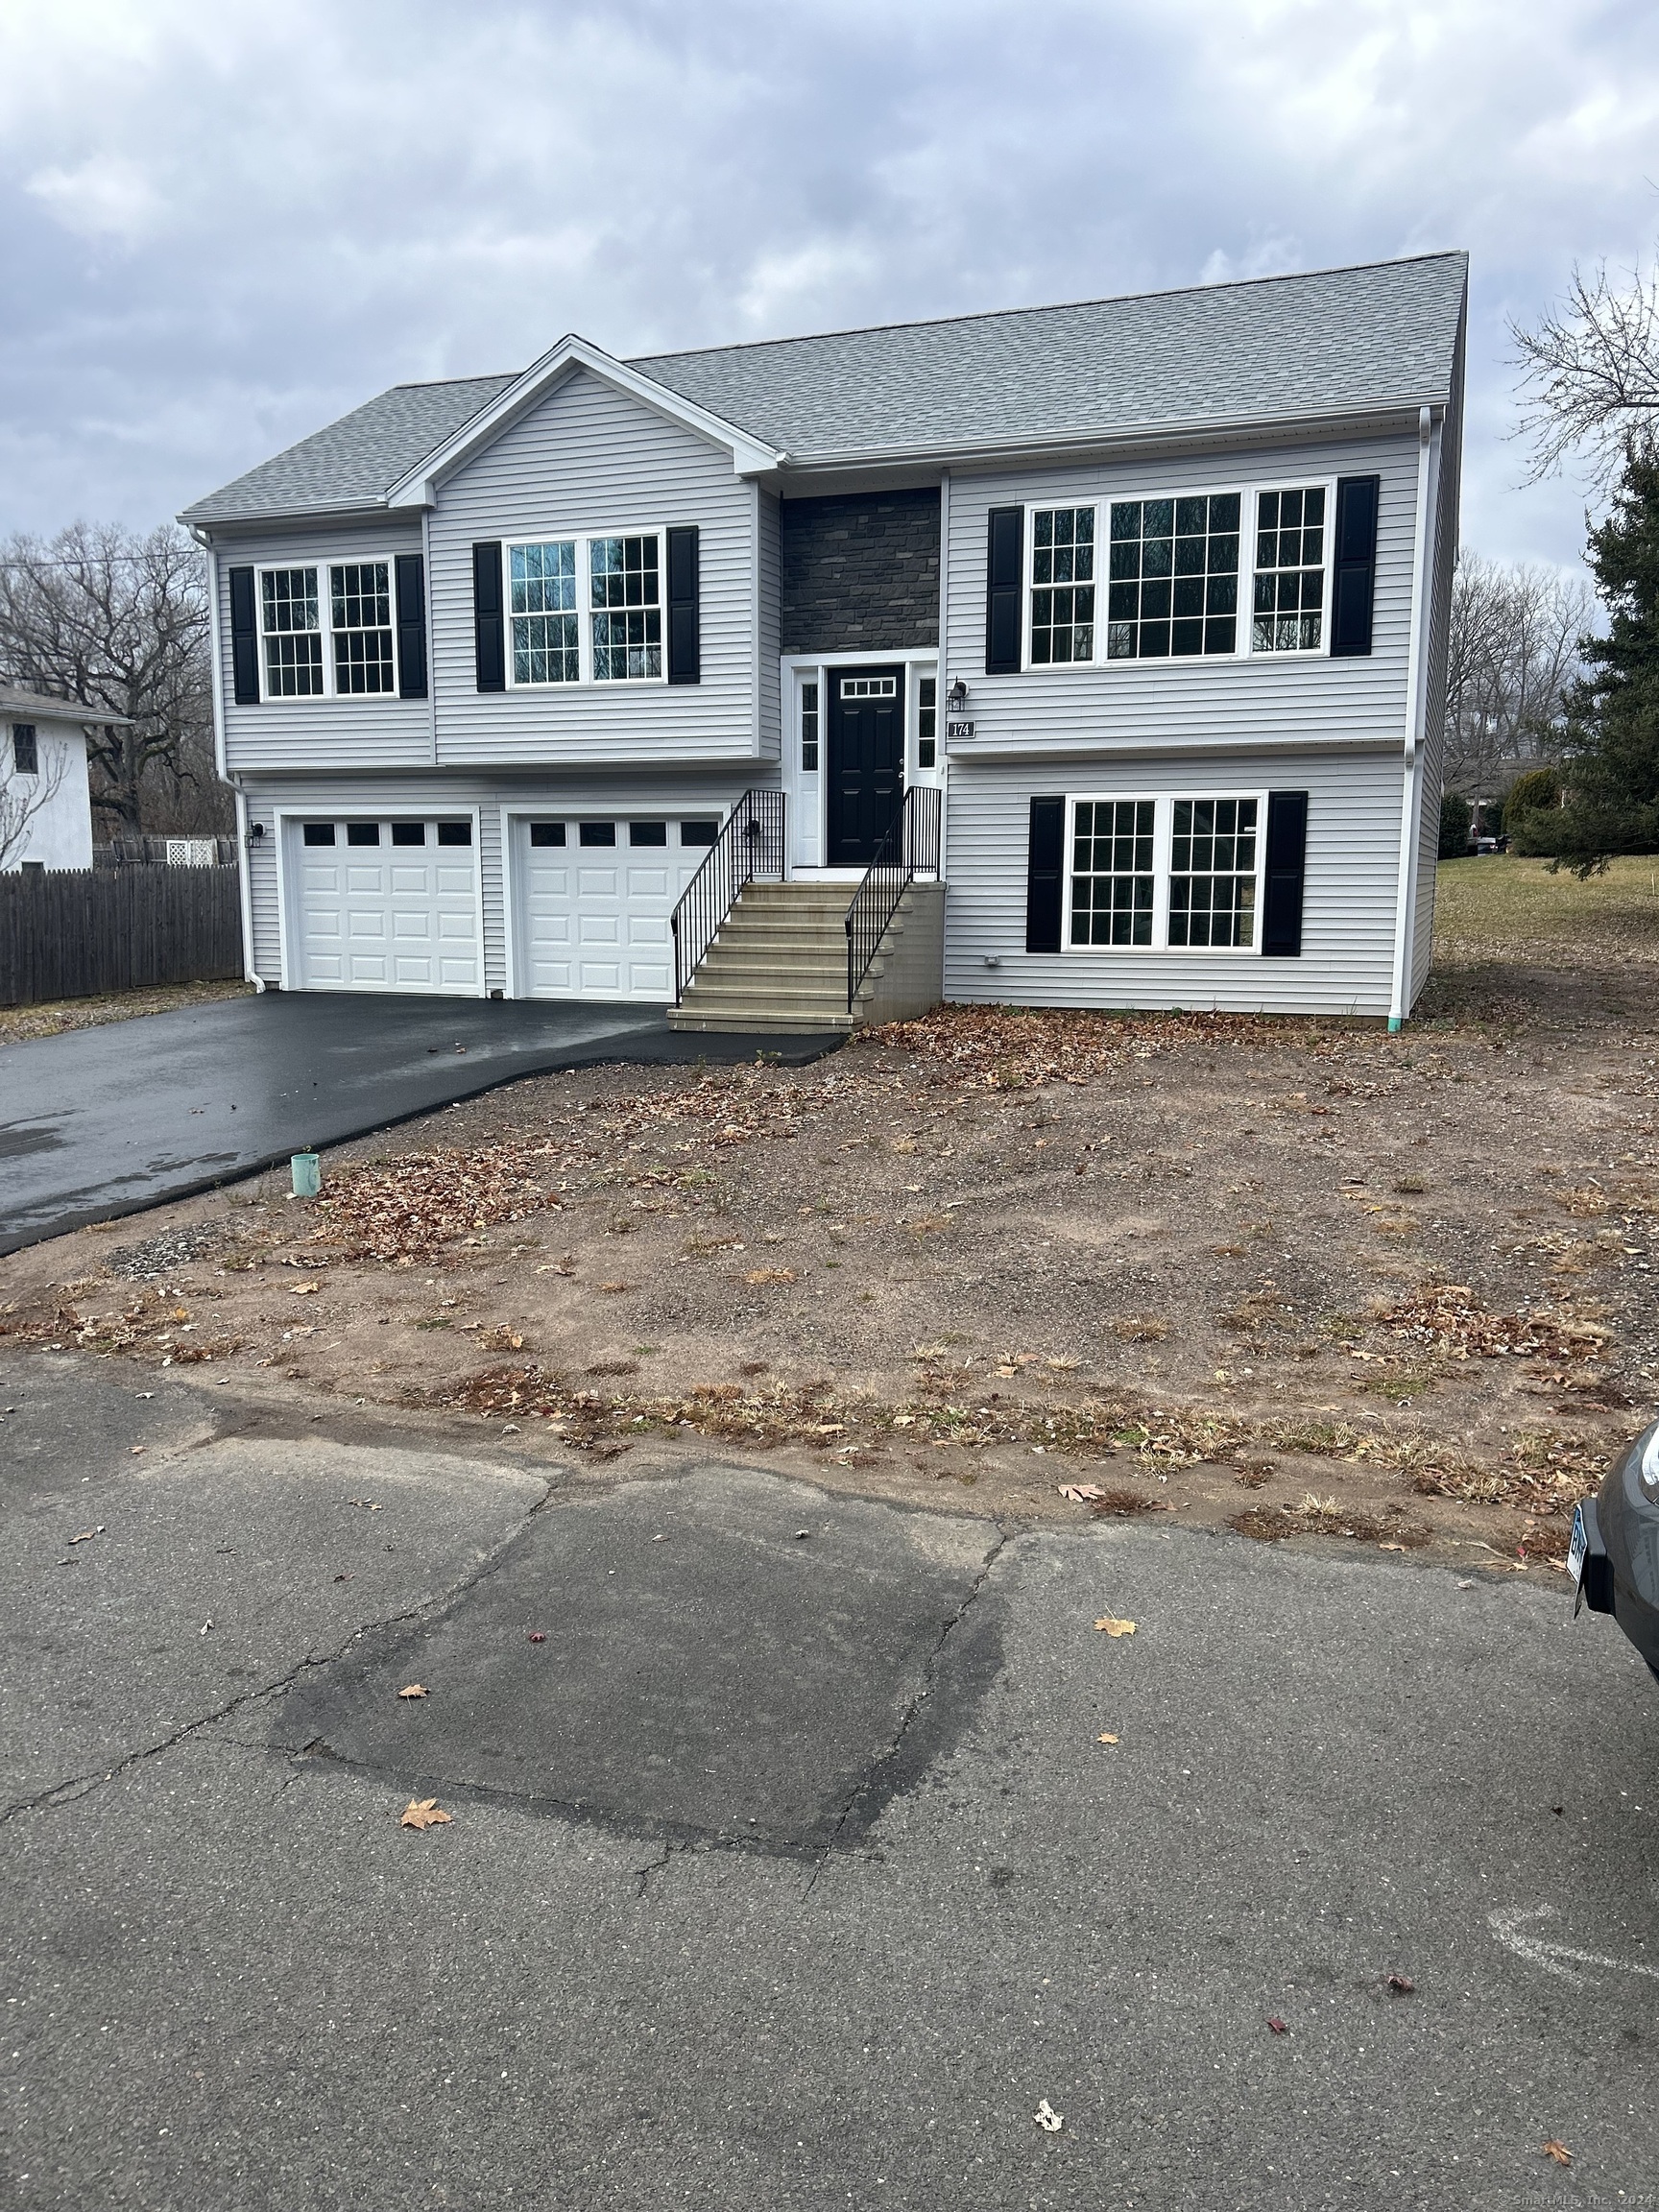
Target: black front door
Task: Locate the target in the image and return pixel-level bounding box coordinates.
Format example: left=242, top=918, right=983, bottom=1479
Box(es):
left=828, top=667, right=904, bottom=864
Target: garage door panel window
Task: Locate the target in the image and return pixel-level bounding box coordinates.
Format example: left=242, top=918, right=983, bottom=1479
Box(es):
left=530, top=822, right=566, bottom=847
left=1064, top=793, right=1263, bottom=953
left=392, top=822, right=425, bottom=846
left=302, top=822, right=336, bottom=846
left=579, top=822, right=617, bottom=847
left=680, top=819, right=718, bottom=847
left=347, top=822, right=380, bottom=846
left=436, top=822, right=471, bottom=846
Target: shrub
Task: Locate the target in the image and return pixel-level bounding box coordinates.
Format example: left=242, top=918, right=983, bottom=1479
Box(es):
left=1503, top=765, right=1562, bottom=840
left=1438, top=791, right=1473, bottom=858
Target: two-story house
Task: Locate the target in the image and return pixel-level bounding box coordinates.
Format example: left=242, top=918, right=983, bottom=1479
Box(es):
left=180, top=252, right=1465, bottom=1031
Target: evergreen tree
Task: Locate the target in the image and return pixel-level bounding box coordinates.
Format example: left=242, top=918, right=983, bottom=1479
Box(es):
left=1553, top=443, right=1659, bottom=873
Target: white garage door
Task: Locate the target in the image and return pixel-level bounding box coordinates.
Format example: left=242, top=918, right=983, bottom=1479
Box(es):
left=288, top=817, right=482, bottom=994
left=512, top=814, right=719, bottom=1001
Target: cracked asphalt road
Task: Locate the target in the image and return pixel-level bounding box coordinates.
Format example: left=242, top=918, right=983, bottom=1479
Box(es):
left=5, top=1351, right=1659, bottom=2210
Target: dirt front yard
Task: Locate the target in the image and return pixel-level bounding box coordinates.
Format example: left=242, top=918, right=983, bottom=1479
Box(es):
left=5, top=857, right=1657, bottom=1575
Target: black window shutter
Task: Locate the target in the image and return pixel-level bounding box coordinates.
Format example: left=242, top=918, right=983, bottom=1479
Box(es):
left=1026, top=796, right=1065, bottom=953
left=1331, top=475, right=1380, bottom=657
left=1262, top=791, right=1309, bottom=956
left=472, top=541, right=505, bottom=692
left=986, top=506, right=1023, bottom=675
left=228, top=566, right=259, bottom=705
left=395, top=554, right=428, bottom=699
left=666, top=525, right=700, bottom=685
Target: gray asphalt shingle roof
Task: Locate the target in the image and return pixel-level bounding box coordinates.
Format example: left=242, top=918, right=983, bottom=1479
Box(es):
left=181, top=253, right=1465, bottom=526
left=180, top=374, right=516, bottom=526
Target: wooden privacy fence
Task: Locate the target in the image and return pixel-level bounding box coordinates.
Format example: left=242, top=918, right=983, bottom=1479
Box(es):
left=0, top=863, right=243, bottom=1007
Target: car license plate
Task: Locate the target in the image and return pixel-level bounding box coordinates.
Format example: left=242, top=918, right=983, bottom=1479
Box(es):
left=1568, top=1503, right=1589, bottom=1590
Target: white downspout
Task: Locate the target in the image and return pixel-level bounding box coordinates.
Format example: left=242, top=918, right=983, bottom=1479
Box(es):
left=194, top=527, right=263, bottom=993
left=1388, top=407, right=1437, bottom=1031
left=937, top=467, right=950, bottom=888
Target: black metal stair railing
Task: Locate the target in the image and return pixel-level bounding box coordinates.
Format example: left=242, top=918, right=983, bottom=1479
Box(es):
left=844, top=784, right=942, bottom=1014
left=670, top=789, right=788, bottom=1005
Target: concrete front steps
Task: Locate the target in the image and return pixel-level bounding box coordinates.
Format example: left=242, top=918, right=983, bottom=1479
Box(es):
left=667, top=878, right=944, bottom=1035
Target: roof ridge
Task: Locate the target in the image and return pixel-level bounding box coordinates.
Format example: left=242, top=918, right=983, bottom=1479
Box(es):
left=625, top=251, right=1469, bottom=368
left=382, top=372, right=519, bottom=394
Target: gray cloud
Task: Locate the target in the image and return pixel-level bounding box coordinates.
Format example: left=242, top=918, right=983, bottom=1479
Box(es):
left=0, top=0, right=1653, bottom=568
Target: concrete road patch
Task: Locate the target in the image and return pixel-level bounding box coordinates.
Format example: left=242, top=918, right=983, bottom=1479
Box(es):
left=279, top=1464, right=1001, bottom=1850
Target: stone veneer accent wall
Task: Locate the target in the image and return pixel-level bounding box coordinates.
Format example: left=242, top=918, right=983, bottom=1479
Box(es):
left=780, top=489, right=941, bottom=654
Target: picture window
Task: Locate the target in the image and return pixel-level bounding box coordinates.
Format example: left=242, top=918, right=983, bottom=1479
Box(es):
left=1108, top=495, right=1239, bottom=660
left=1029, top=507, right=1095, bottom=664
left=1252, top=488, right=1327, bottom=653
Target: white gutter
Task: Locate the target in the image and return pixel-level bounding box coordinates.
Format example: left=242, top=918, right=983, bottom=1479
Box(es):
left=937, top=467, right=950, bottom=886
left=1388, top=406, right=1438, bottom=1030
left=190, top=522, right=263, bottom=992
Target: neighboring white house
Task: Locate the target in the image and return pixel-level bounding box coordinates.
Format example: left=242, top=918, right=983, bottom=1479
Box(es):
left=0, top=685, right=99, bottom=871
left=180, top=252, right=1466, bottom=1029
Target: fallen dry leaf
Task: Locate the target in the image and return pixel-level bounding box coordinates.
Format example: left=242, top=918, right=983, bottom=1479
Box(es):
left=744, top=1267, right=797, bottom=1285
left=1542, top=2141, right=1572, bottom=2167
left=400, top=1798, right=453, bottom=1831
left=1096, top=1732, right=1119, bottom=1744
left=397, top=1684, right=428, bottom=1700
left=1033, top=2100, right=1063, bottom=2132
left=1267, top=2017, right=1288, bottom=2035
left=1058, top=1484, right=1105, bottom=1503
left=598, top=1281, right=629, bottom=1294
left=67, top=1526, right=105, bottom=1545
left=1094, top=1616, right=1137, bottom=1638
left=290, top=1281, right=321, bottom=1296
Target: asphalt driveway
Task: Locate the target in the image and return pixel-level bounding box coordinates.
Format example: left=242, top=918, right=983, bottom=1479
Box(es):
left=4, top=1350, right=1658, bottom=2210
left=0, top=991, right=840, bottom=1254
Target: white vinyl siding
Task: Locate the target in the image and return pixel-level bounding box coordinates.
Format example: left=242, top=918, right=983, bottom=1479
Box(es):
left=946, top=431, right=1419, bottom=751
left=428, top=368, right=759, bottom=767
left=945, top=749, right=1407, bottom=1017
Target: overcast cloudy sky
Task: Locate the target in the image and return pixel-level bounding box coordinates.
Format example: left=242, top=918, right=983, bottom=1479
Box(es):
left=0, top=0, right=1653, bottom=569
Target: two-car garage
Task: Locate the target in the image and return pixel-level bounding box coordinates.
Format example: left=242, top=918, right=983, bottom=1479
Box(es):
left=281, top=810, right=719, bottom=1001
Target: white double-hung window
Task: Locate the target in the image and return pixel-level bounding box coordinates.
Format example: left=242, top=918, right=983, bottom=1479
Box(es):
left=507, top=531, right=663, bottom=685
left=1251, top=487, right=1329, bottom=653
left=1066, top=793, right=1263, bottom=952
left=258, top=564, right=397, bottom=698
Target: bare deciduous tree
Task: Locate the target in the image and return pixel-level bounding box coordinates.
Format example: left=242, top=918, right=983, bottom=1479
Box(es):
left=0, top=523, right=222, bottom=835
left=0, top=744, right=70, bottom=870
left=1512, top=253, right=1659, bottom=486
left=1444, top=553, right=1592, bottom=796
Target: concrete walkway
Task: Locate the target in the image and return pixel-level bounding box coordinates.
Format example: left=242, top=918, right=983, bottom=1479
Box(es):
left=0, top=992, right=841, bottom=1253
